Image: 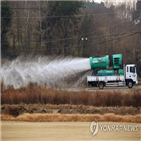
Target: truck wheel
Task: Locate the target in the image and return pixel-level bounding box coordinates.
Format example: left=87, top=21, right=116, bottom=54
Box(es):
left=92, top=83, right=95, bottom=87
left=128, top=81, right=133, bottom=88
left=99, top=82, right=104, bottom=89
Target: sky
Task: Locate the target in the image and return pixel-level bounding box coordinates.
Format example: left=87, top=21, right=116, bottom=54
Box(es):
left=93, top=0, right=137, bottom=9
left=94, top=0, right=104, bottom=3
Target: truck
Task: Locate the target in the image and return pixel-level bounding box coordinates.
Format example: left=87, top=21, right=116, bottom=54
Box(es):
left=87, top=54, right=138, bottom=89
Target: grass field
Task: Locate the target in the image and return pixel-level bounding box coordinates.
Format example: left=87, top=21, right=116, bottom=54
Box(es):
left=1, top=84, right=141, bottom=107
left=1, top=83, right=141, bottom=123
left=1, top=122, right=141, bottom=141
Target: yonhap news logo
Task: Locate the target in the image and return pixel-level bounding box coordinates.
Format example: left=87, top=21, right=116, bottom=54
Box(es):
left=90, top=121, right=99, bottom=136
left=90, top=121, right=138, bottom=136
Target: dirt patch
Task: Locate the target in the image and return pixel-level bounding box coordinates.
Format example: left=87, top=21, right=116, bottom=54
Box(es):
left=1, top=104, right=141, bottom=117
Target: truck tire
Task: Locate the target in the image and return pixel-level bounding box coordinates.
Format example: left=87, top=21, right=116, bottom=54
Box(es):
left=92, top=83, right=95, bottom=87
left=128, top=81, right=133, bottom=88
left=99, top=82, right=104, bottom=89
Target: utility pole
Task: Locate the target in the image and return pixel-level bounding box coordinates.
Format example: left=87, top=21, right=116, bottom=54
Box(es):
left=81, top=37, right=88, bottom=57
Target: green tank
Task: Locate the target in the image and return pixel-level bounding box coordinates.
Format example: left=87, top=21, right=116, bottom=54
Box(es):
left=98, top=70, right=114, bottom=76
left=90, top=55, right=109, bottom=70
left=97, top=69, right=124, bottom=76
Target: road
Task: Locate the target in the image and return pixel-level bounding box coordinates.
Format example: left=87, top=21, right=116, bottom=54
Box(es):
left=1, top=122, right=141, bottom=141
left=66, top=86, right=141, bottom=92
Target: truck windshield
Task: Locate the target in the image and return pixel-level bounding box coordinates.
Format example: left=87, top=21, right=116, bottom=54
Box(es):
left=130, top=66, right=135, bottom=73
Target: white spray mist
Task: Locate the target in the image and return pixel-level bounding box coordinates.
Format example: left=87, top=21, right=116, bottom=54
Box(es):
left=1, top=56, right=91, bottom=89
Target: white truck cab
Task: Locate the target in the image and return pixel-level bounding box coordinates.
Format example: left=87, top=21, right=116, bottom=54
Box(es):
left=125, top=64, right=138, bottom=88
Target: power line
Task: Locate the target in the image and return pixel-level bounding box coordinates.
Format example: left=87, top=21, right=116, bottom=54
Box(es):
left=2, top=9, right=139, bottom=38
left=2, top=13, right=140, bottom=48
left=3, top=20, right=139, bottom=44
left=1, top=12, right=140, bottom=46
left=1, top=12, right=116, bottom=19
left=43, top=31, right=141, bottom=51
left=2, top=31, right=136, bottom=44
left=3, top=13, right=139, bottom=44
left=2, top=27, right=139, bottom=44
left=2, top=31, right=140, bottom=52
left=46, top=30, right=140, bottom=52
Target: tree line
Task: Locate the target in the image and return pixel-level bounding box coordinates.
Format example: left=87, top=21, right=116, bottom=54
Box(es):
left=1, top=1, right=141, bottom=76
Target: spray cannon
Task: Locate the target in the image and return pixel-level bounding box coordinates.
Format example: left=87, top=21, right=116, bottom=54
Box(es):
left=89, top=54, right=122, bottom=70
left=90, top=55, right=109, bottom=70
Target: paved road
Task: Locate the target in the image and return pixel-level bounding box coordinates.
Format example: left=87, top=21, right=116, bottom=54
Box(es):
left=66, top=86, right=141, bottom=92
left=1, top=122, right=141, bottom=141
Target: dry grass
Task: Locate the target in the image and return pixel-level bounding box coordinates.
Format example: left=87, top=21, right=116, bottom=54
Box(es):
left=1, top=113, right=141, bottom=123
left=1, top=83, right=141, bottom=123
left=2, top=104, right=140, bottom=117
left=1, top=83, right=141, bottom=107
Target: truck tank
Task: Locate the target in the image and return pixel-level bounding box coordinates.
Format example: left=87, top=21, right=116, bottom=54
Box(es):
left=90, top=55, right=109, bottom=70
left=98, top=70, right=114, bottom=76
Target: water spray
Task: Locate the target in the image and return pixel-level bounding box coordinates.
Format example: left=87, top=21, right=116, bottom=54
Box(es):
left=1, top=56, right=91, bottom=89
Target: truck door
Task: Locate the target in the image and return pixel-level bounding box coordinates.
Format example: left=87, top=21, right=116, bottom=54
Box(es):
left=126, top=65, right=137, bottom=83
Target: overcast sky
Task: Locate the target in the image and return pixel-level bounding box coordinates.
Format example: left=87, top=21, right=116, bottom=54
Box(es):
left=93, top=0, right=137, bottom=9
